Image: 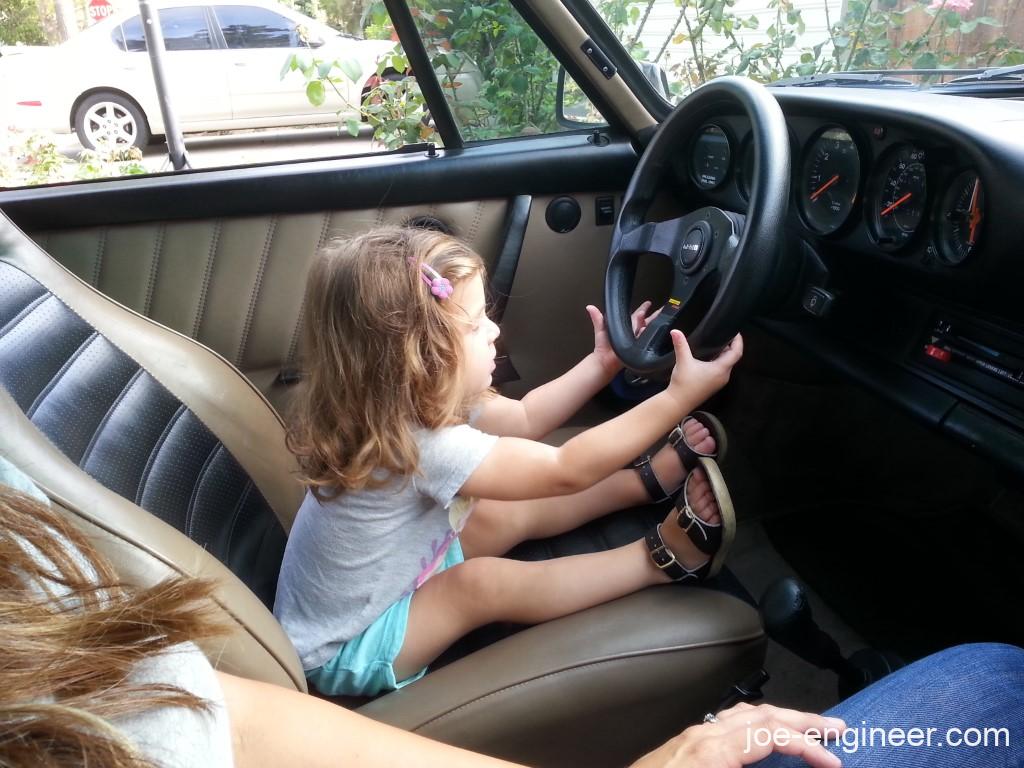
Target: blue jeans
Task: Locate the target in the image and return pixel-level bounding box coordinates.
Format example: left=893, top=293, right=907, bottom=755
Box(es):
left=756, top=643, right=1024, bottom=768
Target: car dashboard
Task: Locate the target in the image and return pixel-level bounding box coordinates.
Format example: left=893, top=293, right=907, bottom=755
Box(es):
left=677, top=86, right=1024, bottom=479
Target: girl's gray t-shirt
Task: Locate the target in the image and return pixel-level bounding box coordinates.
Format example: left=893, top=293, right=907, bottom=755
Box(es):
left=274, top=423, right=499, bottom=671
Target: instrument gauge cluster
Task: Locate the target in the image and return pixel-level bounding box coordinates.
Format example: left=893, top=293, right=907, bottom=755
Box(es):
left=682, top=117, right=987, bottom=269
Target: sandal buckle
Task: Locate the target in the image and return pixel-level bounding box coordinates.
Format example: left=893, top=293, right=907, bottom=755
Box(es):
left=650, top=543, right=678, bottom=571
left=667, top=425, right=685, bottom=448
left=677, top=505, right=699, bottom=533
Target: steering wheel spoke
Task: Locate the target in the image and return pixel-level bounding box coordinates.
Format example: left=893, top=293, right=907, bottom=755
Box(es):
left=615, top=217, right=686, bottom=259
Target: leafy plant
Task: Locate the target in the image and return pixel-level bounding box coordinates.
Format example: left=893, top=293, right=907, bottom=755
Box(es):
left=0, top=0, right=47, bottom=45
left=1, top=133, right=146, bottom=187
left=283, top=48, right=440, bottom=149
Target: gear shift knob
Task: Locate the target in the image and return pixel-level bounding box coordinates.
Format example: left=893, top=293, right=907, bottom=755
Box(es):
left=760, top=577, right=849, bottom=673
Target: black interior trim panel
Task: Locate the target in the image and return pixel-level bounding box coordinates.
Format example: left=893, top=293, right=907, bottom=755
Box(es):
left=0, top=133, right=637, bottom=231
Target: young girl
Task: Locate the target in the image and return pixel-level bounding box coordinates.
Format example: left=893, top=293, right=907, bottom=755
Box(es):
left=274, top=226, right=744, bottom=698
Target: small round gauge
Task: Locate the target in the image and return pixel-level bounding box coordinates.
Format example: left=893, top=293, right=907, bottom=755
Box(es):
left=690, top=124, right=731, bottom=190
left=737, top=136, right=756, bottom=200
left=799, top=127, right=861, bottom=235
left=869, top=145, right=928, bottom=250
left=936, top=170, right=984, bottom=266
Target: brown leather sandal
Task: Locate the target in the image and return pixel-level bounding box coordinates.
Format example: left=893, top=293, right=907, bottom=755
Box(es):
left=633, top=411, right=728, bottom=503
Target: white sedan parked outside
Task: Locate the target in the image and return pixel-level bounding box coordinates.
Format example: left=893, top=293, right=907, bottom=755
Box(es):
left=1, top=0, right=399, bottom=149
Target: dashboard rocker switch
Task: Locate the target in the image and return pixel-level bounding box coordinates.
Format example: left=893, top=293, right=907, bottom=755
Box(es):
left=802, top=286, right=834, bottom=318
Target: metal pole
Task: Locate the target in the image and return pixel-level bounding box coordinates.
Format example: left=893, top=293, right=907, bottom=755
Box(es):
left=138, top=0, right=191, bottom=170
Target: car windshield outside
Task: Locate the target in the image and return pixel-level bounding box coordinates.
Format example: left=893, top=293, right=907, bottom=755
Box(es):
left=2, top=0, right=1021, bottom=188
left=590, top=0, right=1024, bottom=100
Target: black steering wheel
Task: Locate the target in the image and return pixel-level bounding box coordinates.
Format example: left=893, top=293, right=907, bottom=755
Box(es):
left=605, top=76, right=791, bottom=372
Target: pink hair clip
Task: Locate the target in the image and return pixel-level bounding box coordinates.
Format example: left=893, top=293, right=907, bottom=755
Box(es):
left=418, top=263, right=453, bottom=301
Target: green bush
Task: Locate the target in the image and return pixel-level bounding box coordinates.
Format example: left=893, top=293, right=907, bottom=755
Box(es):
left=0, top=0, right=46, bottom=45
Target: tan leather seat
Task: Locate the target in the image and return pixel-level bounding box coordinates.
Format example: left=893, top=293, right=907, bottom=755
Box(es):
left=0, top=209, right=765, bottom=767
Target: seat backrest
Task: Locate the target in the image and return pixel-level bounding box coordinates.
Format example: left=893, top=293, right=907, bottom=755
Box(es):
left=28, top=201, right=510, bottom=414
left=0, top=210, right=306, bottom=691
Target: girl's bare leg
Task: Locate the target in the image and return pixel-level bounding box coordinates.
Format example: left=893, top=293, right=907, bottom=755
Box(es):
left=394, top=490, right=716, bottom=681
left=462, top=420, right=717, bottom=558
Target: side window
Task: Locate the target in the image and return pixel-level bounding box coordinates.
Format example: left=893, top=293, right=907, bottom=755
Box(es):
left=214, top=6, right=300, bottom=49
left=159, top=7, right=213, bottom=52
left=400, top=0, right=596, bottom=141
left=114, top=9, right=213, bottom=53
left=119, top=16, right=147, bottom=53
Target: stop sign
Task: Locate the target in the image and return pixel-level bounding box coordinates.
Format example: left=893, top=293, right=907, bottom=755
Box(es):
left=87, top=0, right=114, bottom=24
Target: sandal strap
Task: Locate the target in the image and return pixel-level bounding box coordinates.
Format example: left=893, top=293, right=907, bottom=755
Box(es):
left=632, top=454, right=671, bottom=503
left=645, top=524, right=711, bottom=583
left=668, top=412, right=723, bottom=471
left=676, top=502, right=723, bottom=557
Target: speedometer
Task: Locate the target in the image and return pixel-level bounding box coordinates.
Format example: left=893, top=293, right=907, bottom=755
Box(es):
left=799, top=127, right=861, bottom=235
left=869, top=145, right=928, bottom=250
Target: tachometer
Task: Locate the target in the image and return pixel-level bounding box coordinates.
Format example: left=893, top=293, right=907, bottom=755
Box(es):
left=799, top=127, right=861, bottom=235
left=690, top=124, right=731, bottom=190
left=869, top=145, right=928, bottom=250
left=936, top=171, right=984, bottom=266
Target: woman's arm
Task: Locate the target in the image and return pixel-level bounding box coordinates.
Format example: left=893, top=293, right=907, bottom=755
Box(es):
left=219, top=673, right=843, bottom=768
left=218, top=672, right=524, bottom=768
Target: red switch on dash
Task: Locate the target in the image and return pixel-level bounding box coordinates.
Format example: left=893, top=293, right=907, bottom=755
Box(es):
left=924, top=344, right=951, bottom=363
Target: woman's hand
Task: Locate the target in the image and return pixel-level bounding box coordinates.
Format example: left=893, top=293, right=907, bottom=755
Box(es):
left=630, top=703, right=847, bottom=768
left=587, top=301, right=660, bottom=376
left=666, top=329, right=744, bottom=408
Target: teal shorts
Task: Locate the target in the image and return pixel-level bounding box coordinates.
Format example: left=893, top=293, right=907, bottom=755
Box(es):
left=307, top=538, right=464, bottom=698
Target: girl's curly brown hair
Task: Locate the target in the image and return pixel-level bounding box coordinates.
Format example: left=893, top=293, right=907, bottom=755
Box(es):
left=286, top=226, right=487, bottom=500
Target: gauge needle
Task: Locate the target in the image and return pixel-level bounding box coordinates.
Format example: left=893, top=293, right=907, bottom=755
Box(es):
left=967, top=179, right=981, bottom=246
left=810, top=174, right=840, bottom=201
left=880, top=192, right=912, bottom=217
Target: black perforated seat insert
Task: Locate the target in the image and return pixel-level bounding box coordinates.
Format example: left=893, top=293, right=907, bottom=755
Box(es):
left=0, top=261, right=286, bottom=609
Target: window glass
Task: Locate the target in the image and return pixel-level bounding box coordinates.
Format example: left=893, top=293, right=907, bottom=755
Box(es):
left=160, top=7, right=212, bottom=51
left=120, top=16, right=147, bottom=52
left=590, top=0, right=1024, bottom=101
left=114, top=8, right=212, bottom=53
left=0, top=1, right=431, bottom=188
left=215, top=5, right=298, bottom=49
left=394, top=0, right=601, bottom=141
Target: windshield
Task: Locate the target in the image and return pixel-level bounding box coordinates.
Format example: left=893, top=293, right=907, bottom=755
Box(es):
left=590, top=0, right=1024, bottom=97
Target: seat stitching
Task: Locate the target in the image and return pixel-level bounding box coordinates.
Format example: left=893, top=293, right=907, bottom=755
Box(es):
left=224, top=479, right=255, bottom=560
left=192, top=220, right=222, bottom=339
left=237, top=217, right=276, bottom=367
left=0, top=291, right=50, bottom=341
left=467, top=201, right=484, bottom=243
left=285, top=212, right=330, bottom=367
left=135, top=403, right=187, bottom=507
left=187, top=443, right=224, bottom=541
left=79, top=367, right=145, bottom=469
left=93, top=228, right=107, bottom=288
left=143, top=224, right=165, bottom=317
left=26, top=330, right=100, bottom=419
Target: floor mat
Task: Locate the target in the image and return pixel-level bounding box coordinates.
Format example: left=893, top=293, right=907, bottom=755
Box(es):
left=764, top=500, right=1024, bottom=662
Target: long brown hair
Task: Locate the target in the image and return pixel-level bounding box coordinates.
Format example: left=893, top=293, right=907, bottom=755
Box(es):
left=0, top=487, right=226, bottom=767
left=286, top=226, right=486, bottom=499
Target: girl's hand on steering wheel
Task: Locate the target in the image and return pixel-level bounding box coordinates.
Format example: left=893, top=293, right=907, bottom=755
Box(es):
left=666, top=329, right=744, bottom=408
left=588, top=301, right=660, bottom=376
left=629, top=703, right=846, bottom=768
